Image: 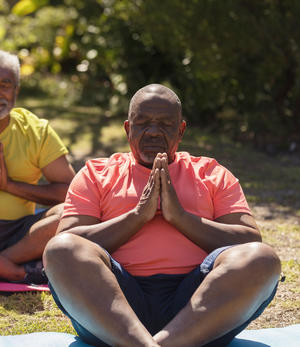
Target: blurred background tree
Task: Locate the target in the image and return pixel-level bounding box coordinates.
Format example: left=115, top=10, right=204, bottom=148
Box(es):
left=1, top=0, right=299, bottom=153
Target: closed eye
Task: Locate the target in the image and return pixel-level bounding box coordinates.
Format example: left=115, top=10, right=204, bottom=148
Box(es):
left=0, top=81, right=14, bottom=90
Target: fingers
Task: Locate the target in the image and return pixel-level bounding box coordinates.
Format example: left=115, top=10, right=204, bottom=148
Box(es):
left=152, top=153, right=163, bottom=172
left=138, top=166, right=160, bottom=222
left=0, top=142, right=3, bottom=173
left=152, top=152, right=168, bottom=170
left=150, top=153, right=163, bottom=183
left=144, top=167, right=160, bottom=196
left=160, top=168, right=171, bottom=187
left=150, top=153, right=171, bottom=186
left=0, top=143, right=4, bottom=186
left=153, top=168, right=160, bottom=194
left=159, top=153, right=171, bottom=185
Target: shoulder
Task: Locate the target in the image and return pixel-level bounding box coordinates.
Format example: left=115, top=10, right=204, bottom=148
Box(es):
left=86, top=153, right=130, bottom=170
left=176, top=151, right=234, bottom=181
left=11, top=108, right=49, bottom=134
left=84, top=153, right=131, bottom=181
left=176, top=151, right=218, bottom=170
left=11, top=108, right=47, bottom=126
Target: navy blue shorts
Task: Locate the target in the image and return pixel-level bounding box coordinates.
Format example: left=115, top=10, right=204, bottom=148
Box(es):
left=49, top=246, right=278, bottom=347
left=0, top=210, right=46, bottom=252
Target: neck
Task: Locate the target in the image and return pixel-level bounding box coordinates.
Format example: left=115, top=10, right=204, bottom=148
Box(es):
left=0, top=115, right=10, bottom=134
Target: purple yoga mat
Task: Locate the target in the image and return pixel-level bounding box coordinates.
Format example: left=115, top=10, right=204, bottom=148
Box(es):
left=0, top=281, right=49, bottom=292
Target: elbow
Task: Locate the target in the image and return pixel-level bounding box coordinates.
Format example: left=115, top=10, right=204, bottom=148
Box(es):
left=256, top=233, right=263, bottom=242
left=249, top=229, right=262, bottom=243
left=54, top=183, right=71, bottom=203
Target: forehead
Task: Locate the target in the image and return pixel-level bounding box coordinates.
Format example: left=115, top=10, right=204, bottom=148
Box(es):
left=130, top=93, right=180, bottom=120
left=0, top=67, right=15, bottom=83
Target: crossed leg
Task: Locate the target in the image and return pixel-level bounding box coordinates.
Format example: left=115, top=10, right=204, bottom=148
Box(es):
left=0, top=203, right=63, bottom=281
left=153, top=242, right=281, bottom=346
left=44, top=235, right=281, bottom=347
left=44, top=233, right=159, bottom=347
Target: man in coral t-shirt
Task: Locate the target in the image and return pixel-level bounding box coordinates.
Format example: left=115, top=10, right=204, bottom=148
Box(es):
left=44, top=84, right=281, bottom=347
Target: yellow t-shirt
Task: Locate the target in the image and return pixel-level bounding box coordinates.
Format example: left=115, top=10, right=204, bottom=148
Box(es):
left=0, top=108, right=68, bottom=220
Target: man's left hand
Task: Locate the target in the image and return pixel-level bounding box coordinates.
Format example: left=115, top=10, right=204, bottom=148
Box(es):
left=0, top=142, right=8, bottom=190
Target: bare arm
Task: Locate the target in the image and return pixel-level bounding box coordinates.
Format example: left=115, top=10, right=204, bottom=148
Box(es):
left=57, top=165, right=161, bottom=253
left=58, top=212, right=145, bottom=254
left=167, top=209, right=261, bottom=252
left=158, top=153, right=261, bottom=252
left=0, top=146, right=75, bottom=205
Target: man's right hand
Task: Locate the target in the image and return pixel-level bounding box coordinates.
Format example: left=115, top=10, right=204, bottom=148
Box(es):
left=135, top=164, right=160, bottom=223
left=0, top=142, right=8, bottom=190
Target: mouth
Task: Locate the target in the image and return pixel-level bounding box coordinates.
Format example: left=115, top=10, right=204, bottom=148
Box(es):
left=0, top=100, right=8, bottom=108
left=142, top=145, right=166, bottom=154
left=141, top=138, right=166, bottom=150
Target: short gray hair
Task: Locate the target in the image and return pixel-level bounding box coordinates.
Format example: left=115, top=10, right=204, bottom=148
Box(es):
left=0, top=50, right=20, bottom=86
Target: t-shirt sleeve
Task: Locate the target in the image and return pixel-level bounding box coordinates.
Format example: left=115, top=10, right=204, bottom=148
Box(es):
left=38, top=123, right=69, bottom=169
left=206, top=160, right=251, bottom=219
left=63, top=164, right=101, bottom=218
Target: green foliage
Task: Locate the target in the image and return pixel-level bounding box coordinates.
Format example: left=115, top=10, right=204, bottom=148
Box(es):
left=12, top=0, right=48, bottom=16
left=1, top=0, right=300, bottom=151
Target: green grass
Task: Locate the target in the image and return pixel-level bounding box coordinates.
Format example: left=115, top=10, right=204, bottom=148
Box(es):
left=0, top=292, right=74, bottom=335
left=1, top=95, right=299, bottom=335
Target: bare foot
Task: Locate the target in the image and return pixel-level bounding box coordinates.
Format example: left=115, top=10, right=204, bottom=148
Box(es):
left=0, top=254, right=25, bottom=281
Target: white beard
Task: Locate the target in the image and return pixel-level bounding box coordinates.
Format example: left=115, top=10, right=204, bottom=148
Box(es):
left=0, top=98, right=14, bottom=120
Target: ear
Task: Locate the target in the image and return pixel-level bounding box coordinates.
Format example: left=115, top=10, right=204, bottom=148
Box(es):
left=178, top=120, right=186, bottom=140
left=124, top=120, right=129, bottom=137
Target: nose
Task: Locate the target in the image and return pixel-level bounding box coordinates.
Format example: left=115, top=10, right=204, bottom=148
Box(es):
left=0, top=87, right=8, bottom=99
left=0, top=97, right=7, bottom=105
left=145, top=122, right=161, bottom=136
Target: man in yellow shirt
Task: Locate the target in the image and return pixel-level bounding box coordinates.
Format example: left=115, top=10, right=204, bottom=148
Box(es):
left=0, top=50, right=75, bottom=283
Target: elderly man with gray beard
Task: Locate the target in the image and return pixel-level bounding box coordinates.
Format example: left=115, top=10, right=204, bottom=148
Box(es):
left=0, top=50, right=75, bottom=284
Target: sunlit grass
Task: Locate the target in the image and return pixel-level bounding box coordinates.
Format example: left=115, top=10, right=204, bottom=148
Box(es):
left=281, top=260, right=300, bottom=283
left=0, top=292, right=74, bottom=336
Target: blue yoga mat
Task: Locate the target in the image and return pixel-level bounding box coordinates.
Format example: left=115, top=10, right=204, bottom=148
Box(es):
left=228, top=324, right=300, bottom=347
left=0, top=324, right=299, bottom=347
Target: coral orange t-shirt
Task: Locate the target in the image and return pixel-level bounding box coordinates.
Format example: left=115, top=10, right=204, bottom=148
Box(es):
left=63, top=152, right=251, bottom=276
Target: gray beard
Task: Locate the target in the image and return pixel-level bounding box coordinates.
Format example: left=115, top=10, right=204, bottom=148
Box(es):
left=0, top=99, right=14, bottom=120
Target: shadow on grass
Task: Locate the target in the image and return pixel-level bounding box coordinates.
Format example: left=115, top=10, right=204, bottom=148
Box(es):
left=0, top=291, right=44, bottom=314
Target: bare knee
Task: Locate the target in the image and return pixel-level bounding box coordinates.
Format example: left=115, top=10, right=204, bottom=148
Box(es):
left=44, top=233, right=75, bottom=265
left=215, top=242, right=281, bottom=285
left=244, top=242, right=281, bottom=278
left=43, top=233, right=111, bottom=275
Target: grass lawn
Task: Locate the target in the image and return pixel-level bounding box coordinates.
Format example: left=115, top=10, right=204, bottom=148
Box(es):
left=0, top=96, right=299, bottom=336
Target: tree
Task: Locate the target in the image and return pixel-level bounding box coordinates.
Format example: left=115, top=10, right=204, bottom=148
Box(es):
left=1, top=0, right=299, bottom=151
